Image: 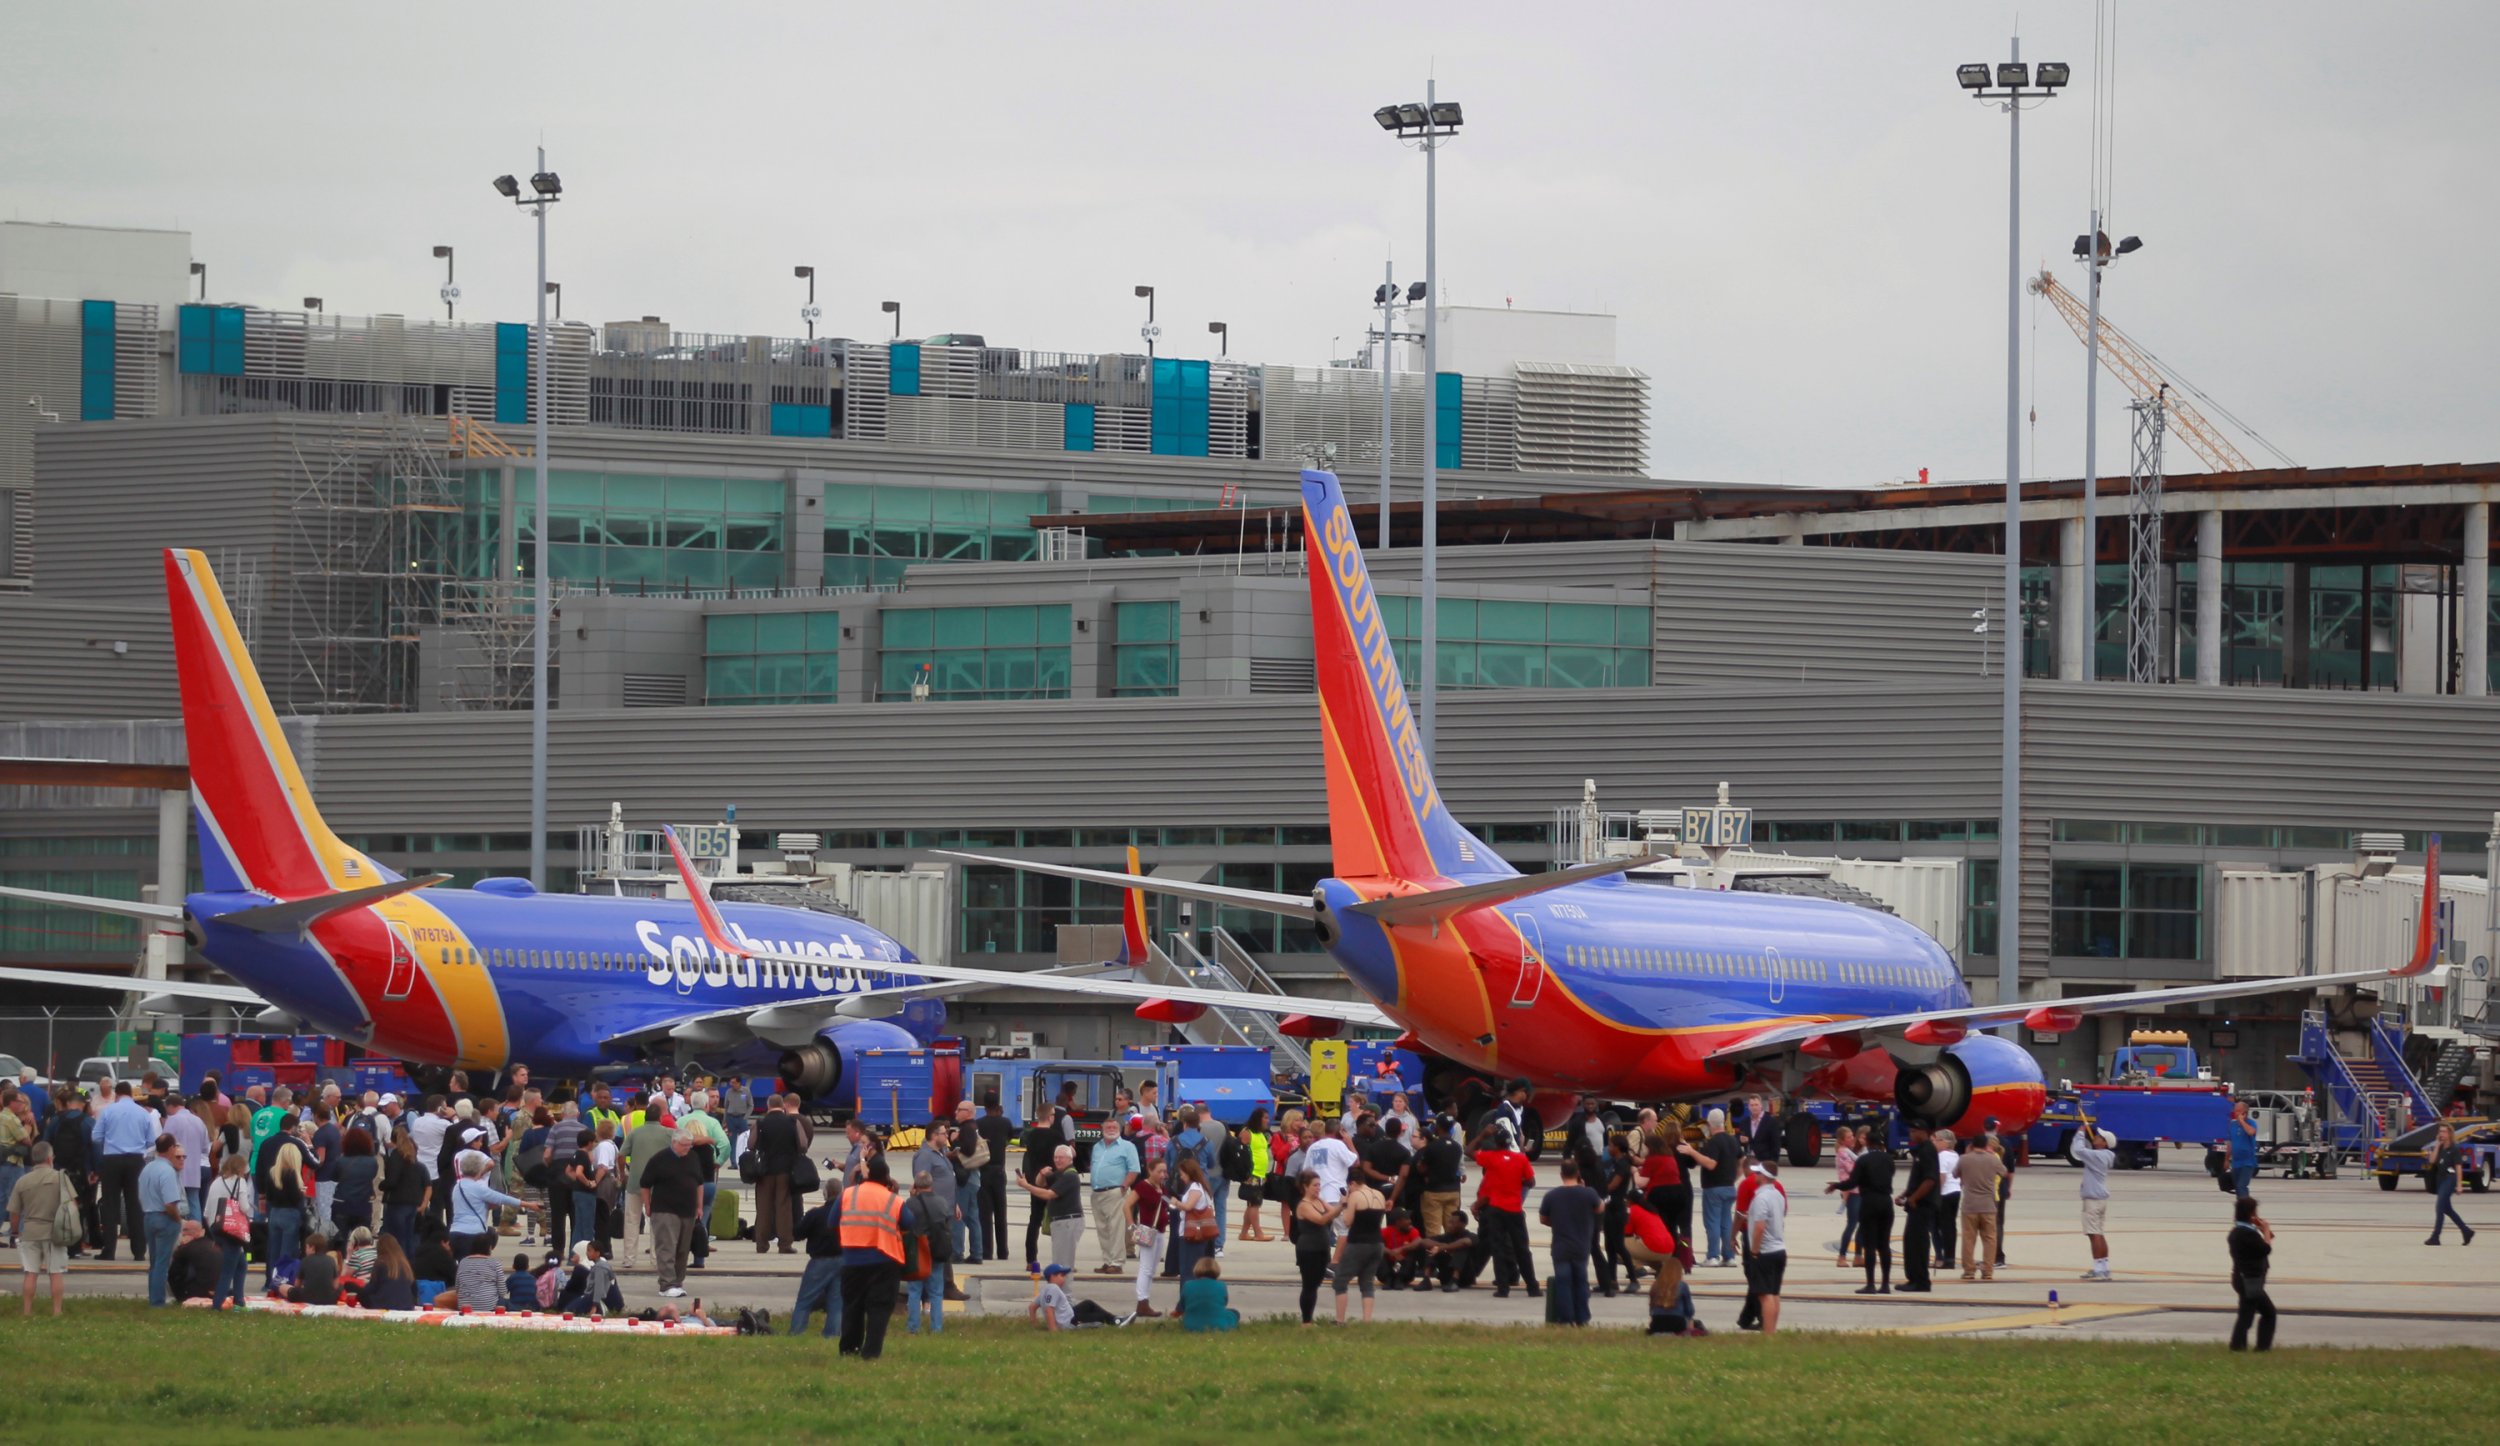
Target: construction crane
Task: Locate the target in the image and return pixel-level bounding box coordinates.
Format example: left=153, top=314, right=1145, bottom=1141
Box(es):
left=2028, top=269, right=2294, bottom=474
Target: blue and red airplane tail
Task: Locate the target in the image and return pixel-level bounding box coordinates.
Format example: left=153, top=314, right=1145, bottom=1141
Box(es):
left=1117, top=845, right=1152, bottom=967
left=164, top=549, right=387, bottom=899
left=1298, top=469, right=1514, bottom=888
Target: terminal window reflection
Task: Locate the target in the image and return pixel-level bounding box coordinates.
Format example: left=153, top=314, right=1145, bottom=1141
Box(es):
left=879, top=604, right=1072, bottom=701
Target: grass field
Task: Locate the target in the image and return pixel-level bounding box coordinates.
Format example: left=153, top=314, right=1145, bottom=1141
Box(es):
left=5, top=1301, right=2495, bottom=1444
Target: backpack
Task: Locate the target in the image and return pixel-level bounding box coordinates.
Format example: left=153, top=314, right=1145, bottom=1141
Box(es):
left=535, top=1265, right=564, bottom=1309
left=49, top=1173, right=83, bottom=1244
left=1221, top=1134, right=1254, bottom=1182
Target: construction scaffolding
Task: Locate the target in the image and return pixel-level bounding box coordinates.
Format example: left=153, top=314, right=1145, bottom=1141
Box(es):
left=280, top=414, right=467, bottom=712
left=2126, top=391, right=2170, bottom=685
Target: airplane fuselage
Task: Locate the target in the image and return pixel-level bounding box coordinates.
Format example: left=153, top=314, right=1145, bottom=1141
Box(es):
left=191, top=883, right=924, bottom=1075
left=1321, top=872, right=2045, bottom=1127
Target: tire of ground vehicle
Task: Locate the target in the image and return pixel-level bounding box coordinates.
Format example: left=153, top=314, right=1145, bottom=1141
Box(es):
left=2377, top=1174, right=2400, bottom=1192
left=2467, top=1164, right=2490, bottom=1193
left=1785, top=1114, right=1821, bottom=1168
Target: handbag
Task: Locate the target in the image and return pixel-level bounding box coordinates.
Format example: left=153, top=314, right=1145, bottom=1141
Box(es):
left=736, top=1148, right=763, bottom=1185
left=595, top=1165, right=623, bottom=1208
left=788, top=1153, right=821, bottom=1196
left=1182, top=1189, right=1218, bottom=1243
left=215, top=1181, right=252, bottom=1243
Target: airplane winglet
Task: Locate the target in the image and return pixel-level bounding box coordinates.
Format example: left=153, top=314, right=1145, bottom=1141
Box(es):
left=663, top=825, right=751, bottom=959
left=1119, top=845, right=1151, bottom=967
left=2398, top=833, right=2442, bottom=977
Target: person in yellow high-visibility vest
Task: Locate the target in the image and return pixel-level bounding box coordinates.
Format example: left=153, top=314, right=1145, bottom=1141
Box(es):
left=836, top=1157, right=907, bottom=1360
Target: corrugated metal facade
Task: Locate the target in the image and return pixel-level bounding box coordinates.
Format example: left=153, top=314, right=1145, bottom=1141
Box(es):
left=0, top=596, right=177, bottom=721
left=1651, top=543, right=2007, bottom=687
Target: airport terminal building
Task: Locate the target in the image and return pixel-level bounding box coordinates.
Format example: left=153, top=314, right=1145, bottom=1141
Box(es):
left=4, top=223, right=2496, bottom=1094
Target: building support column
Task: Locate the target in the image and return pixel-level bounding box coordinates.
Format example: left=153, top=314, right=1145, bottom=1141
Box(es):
left=153, top=786, right=188, bottom=978
left=2056, top=516, right=2085, bottom=680
left=2465, top=501, right=2490, bottom=697
left=2196, top=508, right=2223, bottom=686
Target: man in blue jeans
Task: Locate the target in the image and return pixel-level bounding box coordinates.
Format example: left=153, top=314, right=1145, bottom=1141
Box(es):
left=1698, top=1109, right=1744, bottom=1266
left=949, top=1100, right=985, bottom=1264
left=137, top=1135, right=189, bottom=1306
left=2227, top=1102, right=2260, bottom=1199
left=787, top=1184, right=844, bottom=1337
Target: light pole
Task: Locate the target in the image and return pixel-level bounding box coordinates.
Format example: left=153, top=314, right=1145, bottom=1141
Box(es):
left=433, top=245, right=458, bottom=321
left=1207, top=320, right=1228, bottom=358
left=492, top=156, right=562, bottom=890
left=1375, top=88, right=1462, bottom=763
left=2073, top=223, right=2142, bottom=681
left=1959, top=45, right=2065, bottom=1027
left=794, top=265, right=818, bottom=340
left=1135, top=285, right=1158, bottom=358
left=880, top=300, right=900, bottom=340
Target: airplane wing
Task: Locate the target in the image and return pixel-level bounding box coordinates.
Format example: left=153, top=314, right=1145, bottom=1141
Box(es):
left=1708, top=839, right=2448, bottom=1062
left=670, top=831, right=1391, bottom=1030
left=932, top=851, right=1317, bottom=917
left=0, top=966, right=270, bottom=1008
left=595, top=964, right=1133, bottom=1053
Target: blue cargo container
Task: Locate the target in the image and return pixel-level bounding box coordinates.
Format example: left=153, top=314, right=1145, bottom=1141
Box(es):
left=1122, top=1045, right=1276, bottom=1125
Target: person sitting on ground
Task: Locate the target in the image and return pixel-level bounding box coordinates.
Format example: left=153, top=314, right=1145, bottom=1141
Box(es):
left=411, top=1220, right=455, bottom=1303
left=505, top=1252, right=538, bottom=1310
left=291, top=1233, right=342, bottom=1305
left=1177, top=1255, right=1239, bottom=1332
left=1381, top=1208, right=1425, bottom=1289
left=361, top=1234, right=418, bottom=1311
left=1419, top=1208, right=1484, bottom=1292
left=1028, top=1261, right=1124, bottom=1330
left=558, top=1239, right=624, bottom=1315
left=342, top=1226, right=378, bottom=1287
left=165, top=1219, right=225, bottom=1303
left=449, top=1232, right=505, bottom=1310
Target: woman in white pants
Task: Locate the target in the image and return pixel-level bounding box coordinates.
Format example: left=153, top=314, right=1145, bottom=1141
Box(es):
left=1125, top=1161, right=1171, bottom=1319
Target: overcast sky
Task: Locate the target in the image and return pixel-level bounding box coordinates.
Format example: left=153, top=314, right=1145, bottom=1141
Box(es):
left=6, top=2, right=2493, bottom=486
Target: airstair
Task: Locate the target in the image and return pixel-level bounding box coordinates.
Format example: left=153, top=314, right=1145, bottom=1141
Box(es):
left=1130, top=929, right=1311, bottom=1078
left=2295, top=1010, right=2437, bottom=1151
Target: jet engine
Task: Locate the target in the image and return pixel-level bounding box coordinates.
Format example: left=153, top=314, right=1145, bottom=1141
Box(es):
left=773, top=1018, right=920, bottom=1102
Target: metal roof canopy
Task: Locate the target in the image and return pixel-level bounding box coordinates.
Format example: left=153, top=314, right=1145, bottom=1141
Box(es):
left=0, top=759, right=189, bottom=790
left=1042, top=461, right=2500, bottom=565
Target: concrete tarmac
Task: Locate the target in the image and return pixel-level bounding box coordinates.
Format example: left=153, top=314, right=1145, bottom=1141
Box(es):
left=41, top=1160, right=2499, bottom=1347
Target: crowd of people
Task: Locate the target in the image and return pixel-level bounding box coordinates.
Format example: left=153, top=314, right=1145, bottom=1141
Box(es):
left=0, top=1061, right=2434, bottom=1351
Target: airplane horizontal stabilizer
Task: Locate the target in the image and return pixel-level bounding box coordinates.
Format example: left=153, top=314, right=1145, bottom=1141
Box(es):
left=0, top=885, right=183, bottom=923
left=0, top=966, right=268, bottom=1007
left=1344, top=857, right=1649, bottom=926
left=217, top=875, right=452, bottom=934
left=931, top=851, right=1316, bottom=918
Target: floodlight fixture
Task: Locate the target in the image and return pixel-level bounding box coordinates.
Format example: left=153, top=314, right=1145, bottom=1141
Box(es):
left=1374, top=283, right=1394, bottom=305
left=2035, top=62, right=2071, bottom=88
left=1406, top=281, right=1426, bottom=302
left=1373, top=105, right=1402, bottom=131
left=1394, top=103, right=1427, bottom=129
left=1208, top=320, right=1228, bottom=357
left=303, top=297, right=323, bottom=313
left=1427, top=101, right=1462, bottom=128
left=492, top=174, right=521, bottom=198
left=2114, top=235, right=2143, bottom=256
left=1957, top=63, right=1991, bottom=90
left=529, top=172, right=562, bottom=197
left=1995, top=61, right=2028, bottom=88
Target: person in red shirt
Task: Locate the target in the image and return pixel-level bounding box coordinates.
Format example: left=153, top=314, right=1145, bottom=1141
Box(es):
left=1624, top=1190, right=1692, bottom=1330
left=1471, top=1122, right=1541, bottom=1299
left=1381, top=1208, right=1424, bottom=1288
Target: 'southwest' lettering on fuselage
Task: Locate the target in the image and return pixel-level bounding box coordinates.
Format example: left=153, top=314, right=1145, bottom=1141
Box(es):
left=630, top=918, right=898, bottom=997
left=1320, top=507, right=1438, bottom=818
